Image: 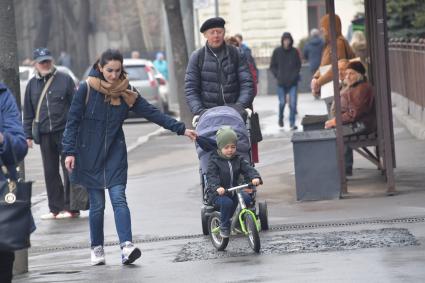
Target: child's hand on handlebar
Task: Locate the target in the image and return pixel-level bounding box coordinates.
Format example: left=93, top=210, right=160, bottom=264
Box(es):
left=251, top=178, right=261, bottom=186
left=216, top=187, right=225, bottom=195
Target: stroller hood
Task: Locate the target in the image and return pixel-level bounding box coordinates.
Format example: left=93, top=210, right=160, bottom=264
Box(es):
left=195, top=106, right=250, bottom=165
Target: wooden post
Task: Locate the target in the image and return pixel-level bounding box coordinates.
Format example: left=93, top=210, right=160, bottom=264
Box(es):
left=326, top=0, right=347, bottom=195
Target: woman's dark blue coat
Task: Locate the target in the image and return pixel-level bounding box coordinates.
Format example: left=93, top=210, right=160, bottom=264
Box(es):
left=0, top=83, right=28, bottom=180
left=62, top=69, right=186, bottom=189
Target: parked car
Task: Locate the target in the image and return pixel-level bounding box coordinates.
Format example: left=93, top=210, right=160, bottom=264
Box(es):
left=18, top=65, right=79, bottom=106
left=145, top=62, right=170, bottom=114
left=123, top=58, right=165, bottom=114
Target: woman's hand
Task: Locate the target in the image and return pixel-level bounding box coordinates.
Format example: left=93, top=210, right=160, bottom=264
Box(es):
left=27, top=139, right=33, bottom=149
left=251, top=178, right=261, bottom=186
left=325, top=118, right=336, bottom=129
left=65, top=156, right=75, bottom=172
left=184, top=129, right=197, bottom=141
left=216, top=187, right=225, bottom=196
left=311, top=78, right=320, bottom=93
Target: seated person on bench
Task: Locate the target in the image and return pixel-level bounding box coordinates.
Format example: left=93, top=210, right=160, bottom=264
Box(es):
left=324, top=61, right=376, bottom=176
left=328, top=59, right=350, bottom=117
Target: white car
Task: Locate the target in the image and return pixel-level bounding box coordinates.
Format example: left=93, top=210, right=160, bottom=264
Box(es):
left=123, top=58, right=169, bottom=114
left=19, top=65, right=79, bottom=106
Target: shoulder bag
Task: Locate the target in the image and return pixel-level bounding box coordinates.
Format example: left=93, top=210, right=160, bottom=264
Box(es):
left=32, top=72, right=56, bottom=144
left=0, top=159, right=33, bottom=251
left=69, top=81, right=90, bottom=211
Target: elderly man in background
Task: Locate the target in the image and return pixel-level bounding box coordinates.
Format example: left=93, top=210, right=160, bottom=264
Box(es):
left=23, top=47, right=78, bottom=219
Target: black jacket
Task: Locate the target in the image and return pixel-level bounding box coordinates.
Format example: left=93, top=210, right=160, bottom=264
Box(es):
left=23, top=69, right=75, bottom=138
left=185, top=43, right=254, bottom=115
left=206, top=151, right=261, bottom=204
left=270, top=45, right=301, bottom=88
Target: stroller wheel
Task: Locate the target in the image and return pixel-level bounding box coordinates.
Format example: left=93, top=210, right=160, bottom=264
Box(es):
left=208, top=211, right=229, bottom=251
left=201, top=207, right=209, bottom=235
left=258, top=201, right=269, bottom=231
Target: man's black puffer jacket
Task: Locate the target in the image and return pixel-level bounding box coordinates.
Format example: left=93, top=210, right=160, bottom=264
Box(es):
left=185, top=44, right=254, bottom=115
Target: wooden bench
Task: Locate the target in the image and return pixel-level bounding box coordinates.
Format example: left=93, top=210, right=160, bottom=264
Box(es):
left=344, top=132, right=381, bottom=170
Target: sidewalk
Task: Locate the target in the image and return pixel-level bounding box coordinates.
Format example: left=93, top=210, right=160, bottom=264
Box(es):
left=15, top=93, right=425, bottom=282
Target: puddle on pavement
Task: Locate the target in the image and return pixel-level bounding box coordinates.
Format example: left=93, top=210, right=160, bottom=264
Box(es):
left=174, top=228, right=419, bottom=262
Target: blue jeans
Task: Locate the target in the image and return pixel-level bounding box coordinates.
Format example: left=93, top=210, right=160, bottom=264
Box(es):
left=277, top=85, right=298, bottom=127
left=88, top=185, right=132, bottom=247
left=214, top=192, right=252, bottom=230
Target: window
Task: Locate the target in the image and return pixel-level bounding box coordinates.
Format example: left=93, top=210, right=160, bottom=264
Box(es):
left=125, top=66, right=149, bottom=81
left=307, top=0, right=326, bottom=31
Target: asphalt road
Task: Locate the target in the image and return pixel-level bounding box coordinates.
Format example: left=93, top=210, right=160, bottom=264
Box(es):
left=15, top=95, right=425, bottom=283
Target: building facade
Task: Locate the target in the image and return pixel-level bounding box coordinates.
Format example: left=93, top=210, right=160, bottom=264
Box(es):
left=195, top=0, right=363, bottom=66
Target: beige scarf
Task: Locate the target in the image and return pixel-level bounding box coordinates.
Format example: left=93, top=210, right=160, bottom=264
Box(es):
left=87, top=76, right=138, bottom=107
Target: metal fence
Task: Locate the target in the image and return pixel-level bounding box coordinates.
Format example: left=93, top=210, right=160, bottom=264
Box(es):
left=251, top=43, right=276, bottom=68
left=388, top=38, right=425, bottom=108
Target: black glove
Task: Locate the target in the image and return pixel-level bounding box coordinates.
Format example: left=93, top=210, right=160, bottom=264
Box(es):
left=228, top=104, right=247, bottom=122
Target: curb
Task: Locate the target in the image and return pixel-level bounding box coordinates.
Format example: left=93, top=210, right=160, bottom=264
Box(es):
left=126, top=127, right=167, bottom=153
left=392, top=107, right=425, bottom=140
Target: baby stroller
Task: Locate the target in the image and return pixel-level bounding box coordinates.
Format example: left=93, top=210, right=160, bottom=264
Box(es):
left=195, top=106, right=269, bottom=236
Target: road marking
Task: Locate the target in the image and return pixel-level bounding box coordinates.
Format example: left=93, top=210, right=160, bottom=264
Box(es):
left=128, top=127, right=166, bottom=153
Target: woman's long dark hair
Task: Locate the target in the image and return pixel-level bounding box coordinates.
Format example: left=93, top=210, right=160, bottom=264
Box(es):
left=92, top=48, right=127, bottom=79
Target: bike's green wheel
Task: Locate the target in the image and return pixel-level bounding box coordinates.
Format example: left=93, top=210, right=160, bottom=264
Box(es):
left=245, top=213, right=261, bottom=253
left=208, top=211, right=229, bottom=251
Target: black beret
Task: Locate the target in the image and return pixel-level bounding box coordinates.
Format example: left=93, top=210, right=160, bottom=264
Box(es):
left=200, top=17, right=225, bottom=33
left=347, top=61, right=366, bottom=75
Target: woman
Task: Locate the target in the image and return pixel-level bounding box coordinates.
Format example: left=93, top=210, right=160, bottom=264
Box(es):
left=311, top=14, right=355, bottom=98
left=0, top=83, right=29, bottom=283
left=325, top=61, right=376, bottom=175
left=62, top=49, right=196, bottom=266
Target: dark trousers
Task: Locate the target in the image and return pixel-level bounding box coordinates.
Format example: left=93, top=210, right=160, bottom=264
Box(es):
left=345, top=146, right=354, bottom=172
left=0, top=251, right=15, bottom=283
left=214, top=192, right=252, bottom=230
left=40, top=131, right=70, bottom=213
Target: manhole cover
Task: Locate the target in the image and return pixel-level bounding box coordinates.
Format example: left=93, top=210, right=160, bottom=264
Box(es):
left=174, top=228, right=419, bottom=262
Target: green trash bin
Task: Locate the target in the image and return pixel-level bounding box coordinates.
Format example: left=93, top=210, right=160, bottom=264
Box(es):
left=291, top=129, right=341, bottom=201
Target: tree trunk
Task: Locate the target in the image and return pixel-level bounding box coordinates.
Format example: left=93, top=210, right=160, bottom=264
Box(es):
left=0, top=0, right=22, bottom=108
left=33, top=0, right=53, bottom=48
left=180, top=0, right=195, bottom=55
left=119, top=0, right=147, bottom=53
left=0, top=0, right=29, bottom=275
left=75, top=1, right=90, bottom=77
left=60, top=0, right=91, bottom=77
left=163, top=0, right=193, bottom=128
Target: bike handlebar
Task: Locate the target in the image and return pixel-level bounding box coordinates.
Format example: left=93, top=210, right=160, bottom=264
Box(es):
left=227, top=183, right=254, bottom=192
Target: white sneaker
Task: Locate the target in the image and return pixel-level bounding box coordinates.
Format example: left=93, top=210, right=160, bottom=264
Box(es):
left=56, top=211, right=80, bottom=219
left=41, top=212, right=58, bottom=220
left=91, top=245, right=105, bottom=266
left=121, top=241, right=141, bottom=265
